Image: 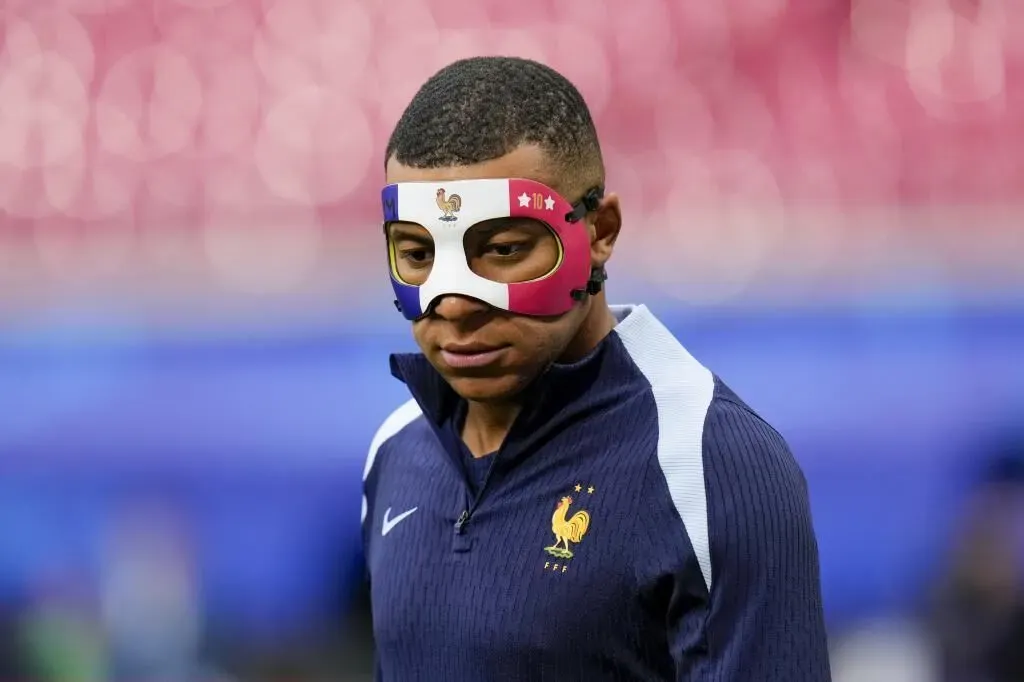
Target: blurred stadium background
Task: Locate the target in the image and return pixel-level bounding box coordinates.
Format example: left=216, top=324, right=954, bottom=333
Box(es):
left=2, top=0, right=1023, bottom=680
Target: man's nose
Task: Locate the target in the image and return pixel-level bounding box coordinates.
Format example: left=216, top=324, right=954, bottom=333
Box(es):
left=430, top=294, right=492, bottom=321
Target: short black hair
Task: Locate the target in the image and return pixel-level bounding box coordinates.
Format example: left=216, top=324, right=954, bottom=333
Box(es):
left=385, top=56, right=604, bottom=197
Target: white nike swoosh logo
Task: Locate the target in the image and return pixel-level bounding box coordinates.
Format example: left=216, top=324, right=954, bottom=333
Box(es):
left=381, top=507, right=418, bottom=537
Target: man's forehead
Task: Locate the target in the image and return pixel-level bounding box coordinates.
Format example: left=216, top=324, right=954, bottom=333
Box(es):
left=385, top=144, right=563, bottom=193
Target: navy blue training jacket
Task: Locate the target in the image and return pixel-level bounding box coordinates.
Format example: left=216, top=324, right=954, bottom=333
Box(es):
left=361, top=304, right=831, bottom=681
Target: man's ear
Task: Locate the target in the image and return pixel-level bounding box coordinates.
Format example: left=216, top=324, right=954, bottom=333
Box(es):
left=590, top=193, right=621, bottom=269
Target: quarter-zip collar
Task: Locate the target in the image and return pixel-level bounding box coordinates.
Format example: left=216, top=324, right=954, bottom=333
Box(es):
left=389, top=306, right=640, bottom=472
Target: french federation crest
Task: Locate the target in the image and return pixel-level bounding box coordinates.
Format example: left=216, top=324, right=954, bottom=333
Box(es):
left=436, top=188, right=462, bottom=221
left=544, top=494, right=591, bottom=560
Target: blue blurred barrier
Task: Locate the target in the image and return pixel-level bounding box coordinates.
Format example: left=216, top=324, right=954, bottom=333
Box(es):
left=1, top=305, right=1022, bottom=635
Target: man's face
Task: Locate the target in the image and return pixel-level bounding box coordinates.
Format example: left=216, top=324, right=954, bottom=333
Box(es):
left=384, top=145, right=593, bottom=403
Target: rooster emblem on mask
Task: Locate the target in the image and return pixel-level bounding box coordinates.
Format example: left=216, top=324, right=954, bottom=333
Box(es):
left=436, top=188, right=462, bottom=221
left=545, top=496, right=591, bottom=560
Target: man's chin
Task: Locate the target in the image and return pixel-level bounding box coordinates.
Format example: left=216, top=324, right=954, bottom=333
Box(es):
left=445, top=373, right=530, bottom=403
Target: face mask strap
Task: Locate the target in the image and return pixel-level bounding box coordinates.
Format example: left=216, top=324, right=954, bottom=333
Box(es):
left=570, top=267, right=607, bottom=301
left=564, top=186, right=604, bottom=224
left=566, top=186, right=606, bottom=301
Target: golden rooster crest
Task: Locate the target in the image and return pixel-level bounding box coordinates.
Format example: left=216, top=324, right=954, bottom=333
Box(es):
left=545, top=495, right=590, bottom=560
left=436, top=188, right=462, bottom=222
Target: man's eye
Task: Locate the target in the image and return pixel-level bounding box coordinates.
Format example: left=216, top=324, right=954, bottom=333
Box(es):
left=400, top=248, right=432, bottom=264
left=487, top=243, right=526, bottom=257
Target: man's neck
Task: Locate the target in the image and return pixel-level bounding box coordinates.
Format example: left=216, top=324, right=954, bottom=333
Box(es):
left=460, top=297, right=618, bottom=458
left=559, top=294, right=618, bottom=363
left=462, top=400, right=521, bottom=457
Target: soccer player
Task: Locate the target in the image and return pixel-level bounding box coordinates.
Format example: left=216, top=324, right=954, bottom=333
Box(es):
left=361, top=56, right=831, bottom=681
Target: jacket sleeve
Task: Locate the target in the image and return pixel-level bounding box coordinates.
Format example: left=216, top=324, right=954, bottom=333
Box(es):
left=361, top=454, right=378, bottom=569
left=646, top=399, right=832, bottom=681
left=361, top=399, right=422, bottom=570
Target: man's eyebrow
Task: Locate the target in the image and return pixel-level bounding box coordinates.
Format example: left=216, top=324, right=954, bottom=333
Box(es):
left=471, top=218, right=544, bottom=236
left=469, top=219, right=512, bottom=237
left=388, top=222, right=432, bottom=242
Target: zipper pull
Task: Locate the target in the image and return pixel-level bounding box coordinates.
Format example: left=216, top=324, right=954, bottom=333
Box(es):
left=454, top=509, right=470, bottom=534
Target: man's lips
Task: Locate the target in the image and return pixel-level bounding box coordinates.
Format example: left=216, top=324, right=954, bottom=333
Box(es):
left=439, top=343, right=509, bottom=369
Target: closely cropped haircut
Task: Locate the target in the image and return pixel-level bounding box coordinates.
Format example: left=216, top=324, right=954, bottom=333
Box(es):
left=385, top=56, right=604, bottom=198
